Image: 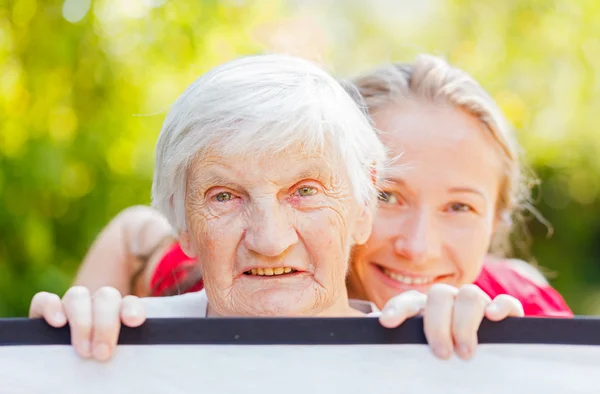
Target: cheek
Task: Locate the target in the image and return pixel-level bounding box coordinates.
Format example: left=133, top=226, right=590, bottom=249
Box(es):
left=362, top=216, right=388, bottom=249
left=352, top=227, right=383, bottom=273
left=301, top=212, right=342, bottom=253
left=350, top=209, right=404, bottom=272
left=189, top=216, right=243, bottom=286
left=299, top=210, right=350, bottom=276
left=361, top=208, right=402, bottom=253
left=443, top=218, right=494, bottom=278
left=308, top=199, right=349, bottom=242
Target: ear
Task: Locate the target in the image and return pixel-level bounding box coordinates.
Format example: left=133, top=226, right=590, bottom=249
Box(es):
left=178, top=229, right=198, bottom=258
left=352, top=168, right=378, bottom=245
left=352, top=204, right=373, bottom=246
left=369, top=166, right=378, bottom=187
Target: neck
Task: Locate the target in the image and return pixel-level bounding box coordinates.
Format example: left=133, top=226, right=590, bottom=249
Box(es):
left=206, top=293, right=365, bottom=317
left=314, top=293, right=365, bottom=317
left=346, top=273, right=367, bottom=302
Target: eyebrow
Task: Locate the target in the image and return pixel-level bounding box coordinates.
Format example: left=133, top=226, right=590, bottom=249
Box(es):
left=188, top=172, right=240, bottom=195
left=294, top=163, right=333, bottom=184
left=383, top=177, right=486, bottom=199
left=448, top=187, right=486, bottom=198
left=381, top=177, right=415, bottom=196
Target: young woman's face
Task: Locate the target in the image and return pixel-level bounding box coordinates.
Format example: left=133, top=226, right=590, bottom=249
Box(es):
left=350, top=100, right=504, bottom=309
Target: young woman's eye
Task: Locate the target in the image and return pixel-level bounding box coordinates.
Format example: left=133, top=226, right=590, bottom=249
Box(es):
left=214, top=192, right=233, bottom=202
left=295, top=186, right=317, bottom=197
left=449, top=202, right=472, bottom=213
left=378, top=191, right=398, bottom=204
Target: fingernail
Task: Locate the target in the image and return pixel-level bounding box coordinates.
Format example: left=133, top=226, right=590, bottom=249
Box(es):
left=92, top=343, right=111, bottom=361
left=53, top=311, right=66, bottom=324
left=486, top=304, right=499, bottom=315
left=457, top=344, right=472, bottom=359
left=379, top=305, right=397, bottom=317
left=122, top=304, right=141, bottom=318
left=432, top=345, right=451, bottom=359
left=78, top=340, right=92, bottom=357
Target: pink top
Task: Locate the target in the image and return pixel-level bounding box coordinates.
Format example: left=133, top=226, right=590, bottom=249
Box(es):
left=474, top=260, right=573, bottom=317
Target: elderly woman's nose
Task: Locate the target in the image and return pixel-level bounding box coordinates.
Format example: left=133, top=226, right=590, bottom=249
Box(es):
left=394, top=210, right=441, bottom=264
left=243, top=203, right=298, bottom=257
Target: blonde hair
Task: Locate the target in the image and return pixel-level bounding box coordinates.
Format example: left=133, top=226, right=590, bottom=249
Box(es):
left=350, top=54, right=538, bottom=257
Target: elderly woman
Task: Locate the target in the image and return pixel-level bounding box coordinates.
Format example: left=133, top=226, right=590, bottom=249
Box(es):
left=30, top=54, right=523, bottom=362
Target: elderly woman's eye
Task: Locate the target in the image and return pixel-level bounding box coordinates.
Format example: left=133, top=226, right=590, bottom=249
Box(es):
left=296, top=186, right=317, bottom=197
left=378, top=191, right=398, bottom=204
left=449, top=202, right=472, bottom=213
left=214, top=192, right=233, bottom=202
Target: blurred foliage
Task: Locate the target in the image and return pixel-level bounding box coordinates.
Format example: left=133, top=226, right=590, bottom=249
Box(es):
left=1, top=0, right=599, bottom=316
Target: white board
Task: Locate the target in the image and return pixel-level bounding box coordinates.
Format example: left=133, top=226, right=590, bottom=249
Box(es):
left=1, top=317, right=598, bottom=394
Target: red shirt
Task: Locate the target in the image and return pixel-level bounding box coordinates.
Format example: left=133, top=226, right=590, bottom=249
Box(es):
left=150, top=243, right=203, bottom=296
left=151, top=243, right=573, bottom=317
left=474, top=260, right=573, bottom=317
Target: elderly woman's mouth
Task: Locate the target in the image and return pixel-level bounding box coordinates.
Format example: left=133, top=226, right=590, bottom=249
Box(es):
left=243, top=267, right=299, bottom=277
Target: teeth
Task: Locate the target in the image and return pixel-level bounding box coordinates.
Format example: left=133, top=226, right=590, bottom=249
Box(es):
left=246, top=267, right=296, bottom=276
left=382, top=268, right=433, bottom=286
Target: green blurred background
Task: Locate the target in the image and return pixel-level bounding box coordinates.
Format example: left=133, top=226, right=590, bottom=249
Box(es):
left=1, top=0, right=599, bottom=317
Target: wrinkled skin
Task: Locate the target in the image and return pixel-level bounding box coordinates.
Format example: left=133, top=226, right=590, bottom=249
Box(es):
left=349, top=100, right=504, bottom=309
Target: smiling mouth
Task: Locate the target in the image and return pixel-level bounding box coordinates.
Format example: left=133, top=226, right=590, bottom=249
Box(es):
left=243, top=267, right=298, bottom=276
left=374, top=264, right=450, bottom=286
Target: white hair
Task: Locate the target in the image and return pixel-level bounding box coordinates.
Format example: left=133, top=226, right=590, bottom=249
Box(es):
left=152, top=54, right=386, bottom=232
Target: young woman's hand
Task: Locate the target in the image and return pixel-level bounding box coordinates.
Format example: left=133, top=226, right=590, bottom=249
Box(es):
left=378, top=284, right=524, bottom=360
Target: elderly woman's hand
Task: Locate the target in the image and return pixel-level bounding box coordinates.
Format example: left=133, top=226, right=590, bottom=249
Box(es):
left=29, top=286, right=146, bottom=361
left=378, top=284, right=524, bottom=360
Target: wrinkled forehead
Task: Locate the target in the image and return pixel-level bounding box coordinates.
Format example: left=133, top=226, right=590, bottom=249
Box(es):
left=186, top=143, right=350, bottom=191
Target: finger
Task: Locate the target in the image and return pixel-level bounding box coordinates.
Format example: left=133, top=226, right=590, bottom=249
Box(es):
left=91, top=287, right=123, bottom=362
left=378, top=290, right=427, bottom=328
left=29, top=292, right=67, bottom=327
left=485, top=294, right=524, bottom=321
left=120, top=295, right=146, bottom=328
left=62, top=286, right=93, bottom=359
left=451, top=284, right=491, bottom=360
left=423, top=284, right=458, bottom=360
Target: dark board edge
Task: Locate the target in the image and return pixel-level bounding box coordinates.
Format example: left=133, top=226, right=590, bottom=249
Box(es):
left=1, top=316, right=599, bottom=346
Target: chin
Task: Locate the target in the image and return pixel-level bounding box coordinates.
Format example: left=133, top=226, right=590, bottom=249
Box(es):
left=239, top=290, right=318, bottom=317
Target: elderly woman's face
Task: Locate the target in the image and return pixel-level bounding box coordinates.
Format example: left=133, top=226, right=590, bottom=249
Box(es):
left=179, top=146, right=372, bottom=316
